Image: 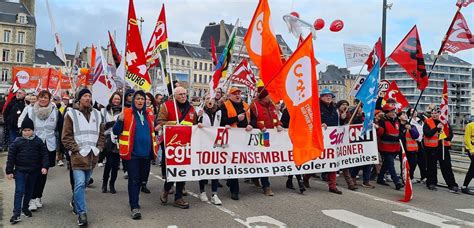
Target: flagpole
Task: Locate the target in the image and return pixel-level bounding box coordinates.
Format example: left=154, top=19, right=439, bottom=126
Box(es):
left=407, top=5, right=463, bottom=124
left=346, top=63, right=367, bottom=99
left=165, top=40, right=180, bottom=125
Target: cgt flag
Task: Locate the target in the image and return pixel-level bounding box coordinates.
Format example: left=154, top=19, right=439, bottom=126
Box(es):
left=365, top=37, right=384, bottom=72
left=245, top=0, right=283, bottom=103
left=399, top=140, right=413, bottom=202
left=2, top=77, right=21, bottom=113
left=145, top=4, right=169, bottom=69
left=442, top=11, right=474, bottom=54
left=389, top=26, right=428, bottom=91
left=108, top=31, right=122, bottom=68
left=277, top=34, right=324, bottom=166
left=125, top=0, right=152, bottom=92
left=383, top=81, right=409, bottom=111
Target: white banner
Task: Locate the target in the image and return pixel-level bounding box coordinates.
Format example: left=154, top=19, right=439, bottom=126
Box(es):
left=343, top=44, right=371, bottom=68
left=164, top=124, right=379, bottom=181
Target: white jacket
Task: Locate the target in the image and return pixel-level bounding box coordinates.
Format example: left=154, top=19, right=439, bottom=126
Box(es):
left=18, top=104, right=59, bottom=151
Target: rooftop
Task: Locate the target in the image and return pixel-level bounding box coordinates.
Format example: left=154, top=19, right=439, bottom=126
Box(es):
left=0, top=0, right=35, bottom=26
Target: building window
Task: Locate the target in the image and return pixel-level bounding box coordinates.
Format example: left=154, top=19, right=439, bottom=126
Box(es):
left=199, top=74, right=202, bottom=83
left=81, top=61, right=87, bottom=68
left=18, top=15, right=26, bottom=24
left=1, top=68, right=8, bottom=82
left=204, top=63, right=208, bottom=71
left=17, top=32, right=25, bottom=44
left=2, top=49, right=10, bottom=62
left=181, top=59, right=185, bottom=66
left=194, top=61, right=197, bottom=70
left=199, top=62, right=203, bottom=70
left=187, top=60, right=190, bottom=67
left=16, top=51, right=24, bottom=63
left=170, top=58, right=174, bottom=65
left=66, top=60, right=71, bottom=67
left=3, top=30, right=11, bottom=43
left=194, top=74, right=197, bottom=83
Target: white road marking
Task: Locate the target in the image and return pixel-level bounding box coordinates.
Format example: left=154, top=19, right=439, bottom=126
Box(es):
left=455, top=209, right=474, bottom=215
left=310, top=179, right=474, bottom=227
left=322, top=209, right=395, bottom=228
left=150, top=172, right=287, bottom=227
left=393, top=209, right=460, bottom=228
left=167, top=226, right=178, bottom=228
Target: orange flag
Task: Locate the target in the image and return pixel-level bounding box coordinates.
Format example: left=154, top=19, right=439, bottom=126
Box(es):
left=278, top=35, right=324, bottom=166
left=244, top=0, right=283, bottom=103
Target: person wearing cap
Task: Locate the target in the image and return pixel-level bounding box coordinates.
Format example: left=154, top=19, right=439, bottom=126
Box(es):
left=303, top=89, right=344, bottom=194
left=17, top=90, right=62, bottom=211
left=114, top=90, right=158, bottom=219
left=423, top=105, right=458, bottom=193
left=375, top=103, right=404, bottom=190
left=157, top=86, right=197, bottom=209
left=462, top=117, right=474, bottom=195
left=249, top=86, right=283, bottom=196
left=62, top=88, right=105, bottom=226
left=6, top=116, right=49, bottom=224
left=4, top=88, right=27, bottom=143
left=220, top=87, right=256, bottom=200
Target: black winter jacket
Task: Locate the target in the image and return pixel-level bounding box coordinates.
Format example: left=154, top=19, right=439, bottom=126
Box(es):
left=320, top=102, right=339, bottom=127
left=5, top=136, right=49, bottom=174
left=4, top=97, right=25, bottom=130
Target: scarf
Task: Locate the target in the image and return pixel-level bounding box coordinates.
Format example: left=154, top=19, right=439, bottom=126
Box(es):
left=34, top=102, right=53, bottom=120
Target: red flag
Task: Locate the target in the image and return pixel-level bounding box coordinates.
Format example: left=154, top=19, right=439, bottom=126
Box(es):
left=456, top=0, right=474, bottom=7
left=108, top=31, right=122, bottom=68
left=126, top=0, right=152, bottom=91
left=399, top=149, right=413, bottom=202
left=442, top=12, right=474, bottom=54
left=297, top=35, right=319, bottom=65
left=277, top=35, right=324, bottom=166
left=2, top=77, right=21, bottom=113
left=389, top=26, right=428, bottom=91
left=365, top=37, right=384, bottom=72
left=210, top=36, right=217, bottom=66
left=90, top=44, right=96, bottom=69
left=145, top=4, right=168, bottom=69
left=383, top=81, right=410, bottom=111
left=245, top=0, right=283, bottom=103
left=230, top=58, right=257, bottom=91
left=439, top=79, right=450, bottom=138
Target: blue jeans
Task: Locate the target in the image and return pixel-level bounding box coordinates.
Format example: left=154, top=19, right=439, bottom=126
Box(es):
left=351, top=165, right=372, bottom=182
left=377, top=152, right=400, bottom=184
left=199, top=179, right=219, bottom=193
left=73, top=169, right=93, bottom=215
left=126, top=158, right=151, bottom=210
left=13, top=170, right=39, bottom=215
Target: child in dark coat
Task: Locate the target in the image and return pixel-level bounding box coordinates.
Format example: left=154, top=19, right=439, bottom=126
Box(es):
left=5, top=117, right=49, bottom=225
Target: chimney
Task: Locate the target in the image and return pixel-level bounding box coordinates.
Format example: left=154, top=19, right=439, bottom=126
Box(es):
left=218, top=20, right=227, bottom=47
left=430, top=50, right=435, bottom=59
left=20, top=0, right=35, bottom=16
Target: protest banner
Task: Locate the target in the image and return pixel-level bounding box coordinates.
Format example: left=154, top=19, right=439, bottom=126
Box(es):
left=164, top=124, right=378, bottom=181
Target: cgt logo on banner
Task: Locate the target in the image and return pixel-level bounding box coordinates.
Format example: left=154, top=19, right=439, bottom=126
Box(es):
left=164, top=125, right=379, bottom=181
left=164, top=126, right=192, bottom=166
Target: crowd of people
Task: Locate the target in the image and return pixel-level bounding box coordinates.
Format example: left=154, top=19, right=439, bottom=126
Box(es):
left=3, top=84, right=474, bottom=226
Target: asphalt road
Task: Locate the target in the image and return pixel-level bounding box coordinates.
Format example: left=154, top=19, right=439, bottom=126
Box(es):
left=1, top=153, right=473, bottom=228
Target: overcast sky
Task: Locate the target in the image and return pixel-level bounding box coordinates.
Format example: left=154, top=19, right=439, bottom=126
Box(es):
left=33, top=0, right=474, bottom=73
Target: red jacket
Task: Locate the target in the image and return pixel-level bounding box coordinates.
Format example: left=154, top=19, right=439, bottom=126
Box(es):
left=250, top=99, right=281, bottom=130
left=376, top=118, right=401, bottom=153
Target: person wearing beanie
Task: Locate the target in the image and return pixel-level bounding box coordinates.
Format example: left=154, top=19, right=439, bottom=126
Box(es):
left=6, top=116, right=49, bottom=224
left=17, top=89, right=62, bottom=211
left=249, top=86, right=282, bottom=196
left=113, top=90, right=159, bottom=219
left=62, top=88, right=105, bottom=226
left=124, top=89, right=135, bottom=108
left=375, top=104, right=404, bottom=191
